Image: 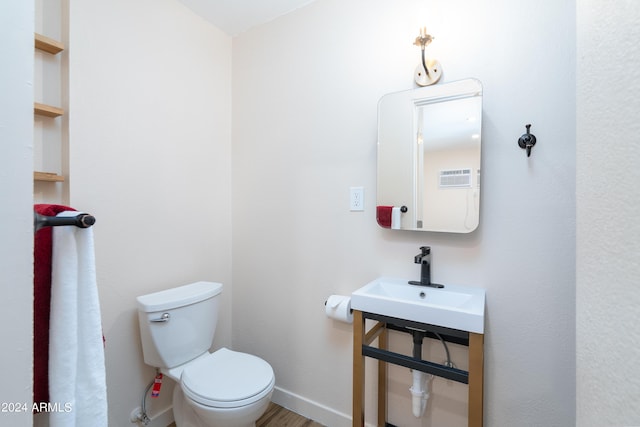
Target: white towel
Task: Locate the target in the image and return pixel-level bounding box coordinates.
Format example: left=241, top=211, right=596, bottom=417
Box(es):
left=391, top=206, right=402, bottom=229
left=49, top=211, right=107, bottom=427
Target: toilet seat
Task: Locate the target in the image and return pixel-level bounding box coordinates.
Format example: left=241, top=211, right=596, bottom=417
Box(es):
left=181, top=348, right=275, bottom=409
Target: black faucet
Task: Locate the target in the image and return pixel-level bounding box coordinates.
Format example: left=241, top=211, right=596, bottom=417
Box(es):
left=408, top=246, right=444, bottom=288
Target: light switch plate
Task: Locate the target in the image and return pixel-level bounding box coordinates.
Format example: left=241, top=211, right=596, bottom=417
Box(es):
left=350, top=186, right=364, bottom=211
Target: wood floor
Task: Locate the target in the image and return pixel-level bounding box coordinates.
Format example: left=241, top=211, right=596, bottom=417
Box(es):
left=257, top=403, right=325, bottom=427
left=166, top=402, right=325, bottom=427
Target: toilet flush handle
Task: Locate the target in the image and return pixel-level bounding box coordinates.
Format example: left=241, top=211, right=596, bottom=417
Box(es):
left=150, top=313, right=170, bottom=323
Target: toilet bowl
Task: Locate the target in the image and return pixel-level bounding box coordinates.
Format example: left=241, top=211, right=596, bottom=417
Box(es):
left=136, top=282, right=275, bottom=427
left=168, top=349, right=274, bottom=427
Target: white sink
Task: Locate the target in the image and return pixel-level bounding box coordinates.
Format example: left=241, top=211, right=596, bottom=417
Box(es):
left=351, top=277, right=485, bottom=333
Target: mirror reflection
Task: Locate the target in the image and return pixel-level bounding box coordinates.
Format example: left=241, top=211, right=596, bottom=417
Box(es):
left=377, top=79, right=483, bottom=233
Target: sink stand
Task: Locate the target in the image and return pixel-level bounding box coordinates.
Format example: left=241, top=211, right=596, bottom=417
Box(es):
left=352, top=310, right=484, bottom=427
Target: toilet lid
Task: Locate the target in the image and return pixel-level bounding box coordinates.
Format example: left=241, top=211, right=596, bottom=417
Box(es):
left=181, top=348, right=274, bottom=408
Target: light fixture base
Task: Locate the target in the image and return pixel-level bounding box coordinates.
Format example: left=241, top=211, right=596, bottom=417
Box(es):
left=414, top=60, right=442, bottom=86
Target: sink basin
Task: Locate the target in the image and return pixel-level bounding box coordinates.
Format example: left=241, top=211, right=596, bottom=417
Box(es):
left=351, top=277, right=485, bottom=333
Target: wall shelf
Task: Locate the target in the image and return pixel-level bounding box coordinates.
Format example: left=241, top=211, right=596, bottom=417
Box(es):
left=35, top=33, right=64, bottom=55
left=33, top=9, right=68, bottom=206
left=34, top=172, right=65, bottom=182
left=34, top=102, right=64, bottom=118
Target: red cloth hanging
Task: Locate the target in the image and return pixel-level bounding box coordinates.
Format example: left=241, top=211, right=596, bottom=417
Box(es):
left=33, top=204, right=75, bottom=406
left=376, top=205, right=393, bottom=228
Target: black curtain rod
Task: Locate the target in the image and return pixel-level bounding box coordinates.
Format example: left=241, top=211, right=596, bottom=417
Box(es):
left=34, top=211, right=96, bottom=232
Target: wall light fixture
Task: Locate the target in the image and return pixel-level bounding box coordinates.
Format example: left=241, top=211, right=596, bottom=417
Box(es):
left=413, top=27, right=442, bottom=86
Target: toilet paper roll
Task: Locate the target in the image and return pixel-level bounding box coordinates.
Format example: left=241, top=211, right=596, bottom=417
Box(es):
left=325, top=295, right=353, bottom=323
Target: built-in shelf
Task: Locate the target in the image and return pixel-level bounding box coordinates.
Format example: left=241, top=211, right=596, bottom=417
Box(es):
left=34, top=33, right=64, bottom=55
left=33, top=28, right=66, bottom=194
left=34, top=102, right=64, bottom=118
left=34, top=171, right=65, bottom=182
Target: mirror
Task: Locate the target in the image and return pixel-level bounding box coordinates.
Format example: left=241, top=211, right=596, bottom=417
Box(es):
left=377, top=78, right=482, bottom=233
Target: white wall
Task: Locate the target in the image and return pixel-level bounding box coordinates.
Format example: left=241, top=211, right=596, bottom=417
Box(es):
left=576, top=1, right=640, bottom=425
left=232, top=1, right=575, bottom=426
left=67, top=1, right=232, bottom=425
left=0, top=1, right=34, bottom=427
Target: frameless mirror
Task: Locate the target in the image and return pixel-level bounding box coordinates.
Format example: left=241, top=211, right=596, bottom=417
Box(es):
left=377, top=78, right=482, bottom=232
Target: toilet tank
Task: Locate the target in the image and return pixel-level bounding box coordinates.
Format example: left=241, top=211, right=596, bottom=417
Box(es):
left=137, top=281, right=223, bottom=368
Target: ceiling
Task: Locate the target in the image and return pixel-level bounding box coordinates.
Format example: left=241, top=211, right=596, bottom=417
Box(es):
left=177, top=0, right=317, bottom=36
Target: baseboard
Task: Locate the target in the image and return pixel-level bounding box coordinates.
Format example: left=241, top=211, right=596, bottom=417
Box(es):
left=271, top=386, right=373, bottom=427
left=36, top=405, right=173, bottom=427
left=139, top=387, right=380, bottom=427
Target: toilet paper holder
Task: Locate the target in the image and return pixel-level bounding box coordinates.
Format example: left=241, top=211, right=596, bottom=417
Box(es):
left=324, top=295, right=354, bottom=324
left=325, top=298, right=354, bottom=313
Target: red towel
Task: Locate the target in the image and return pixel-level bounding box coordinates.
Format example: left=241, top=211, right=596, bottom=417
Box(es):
left=376, top=206, right=393, bottom=228
left=33, top=204, right=75, bottom=406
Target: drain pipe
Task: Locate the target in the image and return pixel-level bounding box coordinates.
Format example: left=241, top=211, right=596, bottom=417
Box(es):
left=409, top=331, right=432, bottom=418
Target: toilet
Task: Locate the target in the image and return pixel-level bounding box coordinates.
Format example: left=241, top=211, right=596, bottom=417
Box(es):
left=136, top=281, right=275, bottom=427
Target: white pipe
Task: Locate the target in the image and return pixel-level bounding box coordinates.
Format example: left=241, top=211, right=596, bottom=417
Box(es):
left=409, top=370, right=433, bottom=418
